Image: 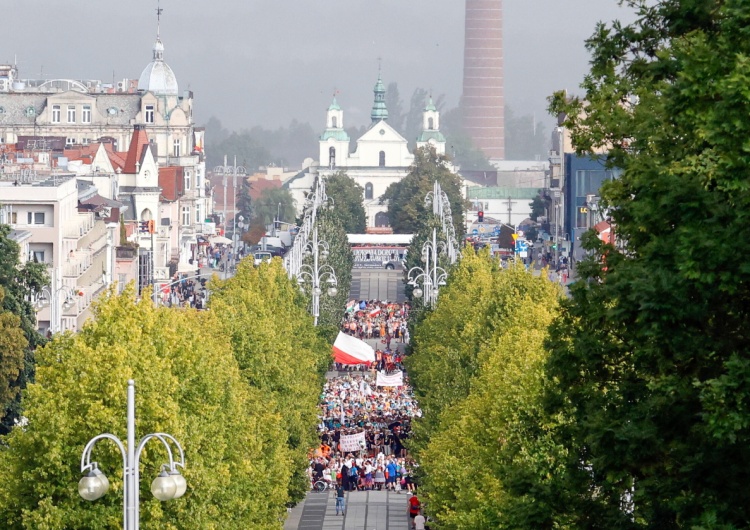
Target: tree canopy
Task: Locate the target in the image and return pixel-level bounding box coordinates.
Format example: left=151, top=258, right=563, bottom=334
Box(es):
left=0, top=286, right=290, bottom=529
left=545, top=0, right=750, bottom=526
left=407, top=255, right=563, bottom=529
left=381, top=146, right=466, bottom=237
left=322, top=171, right=366, bottom=233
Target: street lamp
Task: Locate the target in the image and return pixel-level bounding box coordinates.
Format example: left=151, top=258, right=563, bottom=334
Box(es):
left=79, top=380, right=187, bottom=530
left=34, top=268, right=83, bottom=334
left=297, top=224, right=338, bottom=326
left=407, top=228, right=448, bottom=308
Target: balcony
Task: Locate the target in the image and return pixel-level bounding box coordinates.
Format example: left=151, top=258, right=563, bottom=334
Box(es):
left=64, top=213, right=95, bottom=239
left=63, top=249, right=92, bottom=278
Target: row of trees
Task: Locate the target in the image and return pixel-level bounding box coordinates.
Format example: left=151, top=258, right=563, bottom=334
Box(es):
left=407, top=254, right=563, bottom=529
left=0, top=260, right=330, bottom=528
left=408, top=1, right=750, bottom=527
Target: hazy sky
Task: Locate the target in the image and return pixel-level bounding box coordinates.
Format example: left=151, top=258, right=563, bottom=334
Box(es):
left=1, top=1, right=633, bottom=132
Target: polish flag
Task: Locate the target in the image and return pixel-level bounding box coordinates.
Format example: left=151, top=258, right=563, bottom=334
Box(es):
left=332, top=332, right=375, bottom=365
left=369, top=308, right=381, bottom=318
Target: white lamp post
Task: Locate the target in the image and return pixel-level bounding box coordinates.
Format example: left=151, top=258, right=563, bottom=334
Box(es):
left=78, top=380, right=187, bottom=530
left=297, top=224, right=338, bottom=326
left=407, top=228, right=448, bottom=308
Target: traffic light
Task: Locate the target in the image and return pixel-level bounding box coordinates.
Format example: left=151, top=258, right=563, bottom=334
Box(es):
left=139, top=221, right=149, bottom=233
left=147, top=220, right=156, bottom=234
left=478, top=210, right=484, bottom=223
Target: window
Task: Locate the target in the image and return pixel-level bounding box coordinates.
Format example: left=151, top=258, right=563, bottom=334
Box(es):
left=145, top=105, right=154, bottom=123
left=81, top=138, right=90, bottom=145
left=379, top=151, right=386, bottom=167
left=195, top=203, right=202, bottom=223
left=51, top=105, right=61, bottom=123
left=66, top=137, right=76, bottom=146
left=181, top=206, right=191, bottom=226
left=67, top=105, right=76, bottom=123
left=82, top=105, right=91, bottom=123
left=184, top=172, right=191, bottom=192
left=331, top=116, right=337, bottom=128
left=365, top=183, right=374, bottom=200
left=428, top=117, right=434, bottom=130
left=9, top=212, right=17, bottom=224
left=33, top=250, right=45, bottom=263
left=27, top=212, right=45, bottom=225
left=329, top=146, right=336, bottom=168
left=173, top=139, right=181, bottom=157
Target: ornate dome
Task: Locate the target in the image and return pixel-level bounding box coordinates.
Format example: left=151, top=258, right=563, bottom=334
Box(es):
left=138, top=39, right=179, bottom=95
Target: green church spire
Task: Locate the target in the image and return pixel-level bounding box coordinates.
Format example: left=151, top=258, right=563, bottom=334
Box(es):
left=370, top=73, right=389, bottom=123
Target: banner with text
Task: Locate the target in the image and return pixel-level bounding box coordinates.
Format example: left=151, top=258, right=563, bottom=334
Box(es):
left=339, top=431, right=367, bottom=453
left=376, top=370, right=404, bottom=387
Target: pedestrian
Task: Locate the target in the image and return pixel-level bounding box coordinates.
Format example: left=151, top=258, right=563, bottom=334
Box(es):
left=335, top=483, right=346, bottom=516
left=408, top=494, right=421, bottom=529
left=414, top=510, right=426, bottom=530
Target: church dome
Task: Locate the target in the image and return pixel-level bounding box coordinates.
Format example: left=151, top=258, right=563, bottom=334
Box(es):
left=138, top=38, right=179, bottom=95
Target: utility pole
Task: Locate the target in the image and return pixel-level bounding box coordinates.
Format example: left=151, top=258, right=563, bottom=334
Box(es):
left=507, top=196, right=512, bottom=226
left=151, top=227, right=156, bottom=306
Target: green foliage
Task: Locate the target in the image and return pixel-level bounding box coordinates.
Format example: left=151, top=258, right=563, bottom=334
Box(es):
left=250, top=187, right=296, bottom=227
left=309, top=210, right=355, bottom=344
left=0, top=286, right=289, bottom=529
left=382, top=146, right=466, bottom=237
left=505, top=105, right=549, bottom=161
left=0, top=225, right=47, bottom=434
left=0, top=287, right=27, bottom=418
left=408, top=258, right=564, bottom=529
left=209, top=260, right=330, bottom=503
left=545, top=1, right=750, bottom=526
left=323, top=171, right=366, bottom=233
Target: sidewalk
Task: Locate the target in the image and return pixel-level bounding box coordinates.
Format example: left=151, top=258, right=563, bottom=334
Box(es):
left=284, top=489, right=412, bottom=530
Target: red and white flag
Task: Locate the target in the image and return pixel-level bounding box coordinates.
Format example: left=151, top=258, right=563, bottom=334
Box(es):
left=332, top=332, right=375, bottom=365
left=369, top=308, right=381, bottom=318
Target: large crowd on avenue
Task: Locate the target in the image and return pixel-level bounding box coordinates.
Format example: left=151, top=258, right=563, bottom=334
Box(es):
left=306, top=298, right=426, bottom=528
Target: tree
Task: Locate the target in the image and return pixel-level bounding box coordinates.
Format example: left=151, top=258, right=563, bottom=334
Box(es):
left=209, top=260, right=330, bottom=502
left=408, top=259, right=564, bottom=529
left=205, top=130, right=274, bottom=171
left=0, top=287, right=27, bottom=421
left=323, top=171, right=366, bottom=233
left=250, top=187, right=295, bottom=228
left=0, top=286, right=290, bottom=529
left=0, top=224, right=47, bottom=434
left=306, top=209, right=354, bottom=343
left=545, top=1, right=750, bottom=526
left=404, top=88, right=429, bottom=149
left=505, top=105, right=549, bottom=160
left=381, top=146, right=466, bottom=237
left=385, top=82, right=405, bottom=132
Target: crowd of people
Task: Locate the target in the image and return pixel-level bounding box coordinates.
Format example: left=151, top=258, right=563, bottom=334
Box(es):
left=161, top=273, right=208, bottom=309
left=341, top=300, right=410, bottom=349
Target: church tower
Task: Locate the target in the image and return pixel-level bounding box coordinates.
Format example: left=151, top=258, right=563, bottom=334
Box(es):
left=462, top=0, right=504, bottom=159
left=319, top=96, right=350, bottom=169
left=417, top=97, right=446, bottom=155
left=370, top=73, right=389, bottom=124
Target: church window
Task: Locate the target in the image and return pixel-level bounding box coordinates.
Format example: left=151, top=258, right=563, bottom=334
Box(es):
left=428, top=117, right=434, bottom=130
left=82, top=105, right=91, bottom=123
left=379, top=151, right=386, bottom=167
left=145, top=105, right=154, bottom=123
left=141, top=209, right=152, bottom=221
left=329, top=147, right=336, bottom=168
left=67, top=105, right=76, bottom=123
left=331, top=116, right=337, bottom=128
left=375, top=212, right=389, bottom=227
left=173, top=139, right=181, bottom=157
left=51, top=105, right=61, bottom=123
left=365, top=183, right=373, bottom=200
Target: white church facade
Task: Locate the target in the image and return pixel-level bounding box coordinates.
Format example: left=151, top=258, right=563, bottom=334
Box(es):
left=288, top=75, right=447, bottom=228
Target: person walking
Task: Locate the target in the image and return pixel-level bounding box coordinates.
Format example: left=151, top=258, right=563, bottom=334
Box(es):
left=335, top=483, right=346, bottom=516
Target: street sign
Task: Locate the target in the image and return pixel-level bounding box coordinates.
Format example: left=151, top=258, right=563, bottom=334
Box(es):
left=479, top=226, right=486, bottom=233
left=472, top=229, right=479, bottom=236
left=512, top=233, right=518, bottom=242
left=493, top=225, right=500, bottom=234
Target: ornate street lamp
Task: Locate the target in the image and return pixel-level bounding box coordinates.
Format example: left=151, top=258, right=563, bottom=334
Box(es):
left=297, top=224, right=338, bottom=326
left=79, top=380, right=187, bottom=530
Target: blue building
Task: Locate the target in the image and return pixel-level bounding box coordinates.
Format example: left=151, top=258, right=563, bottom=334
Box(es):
left=564, top=154, right=620, bottom=261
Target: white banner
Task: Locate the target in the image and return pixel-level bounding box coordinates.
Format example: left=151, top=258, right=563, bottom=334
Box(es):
left=340, top=431, right=367, bottom=453
left=376, top=370, right=404, bottom=387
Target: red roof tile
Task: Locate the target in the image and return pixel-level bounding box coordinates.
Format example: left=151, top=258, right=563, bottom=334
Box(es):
left=123, top=125, right=149, bottom=174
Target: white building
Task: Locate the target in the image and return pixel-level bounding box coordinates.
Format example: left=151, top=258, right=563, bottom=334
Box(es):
left=289, top=75, right=449, bottom=228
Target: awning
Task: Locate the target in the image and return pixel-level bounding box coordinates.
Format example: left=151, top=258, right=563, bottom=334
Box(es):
left=332, top=332, right=375, bottom=365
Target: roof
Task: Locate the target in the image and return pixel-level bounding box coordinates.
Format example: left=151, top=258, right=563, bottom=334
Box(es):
left=123, top=126, right=150, bottom=174
left=328, top=96, right=341, bottom=111
left=346, top=234, right=413, bottom=245
left=417, top=130, right=446, bottom=143
left=320, top=129, right=350, bottom=142
left=138, top=38, right=179, bottom=95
